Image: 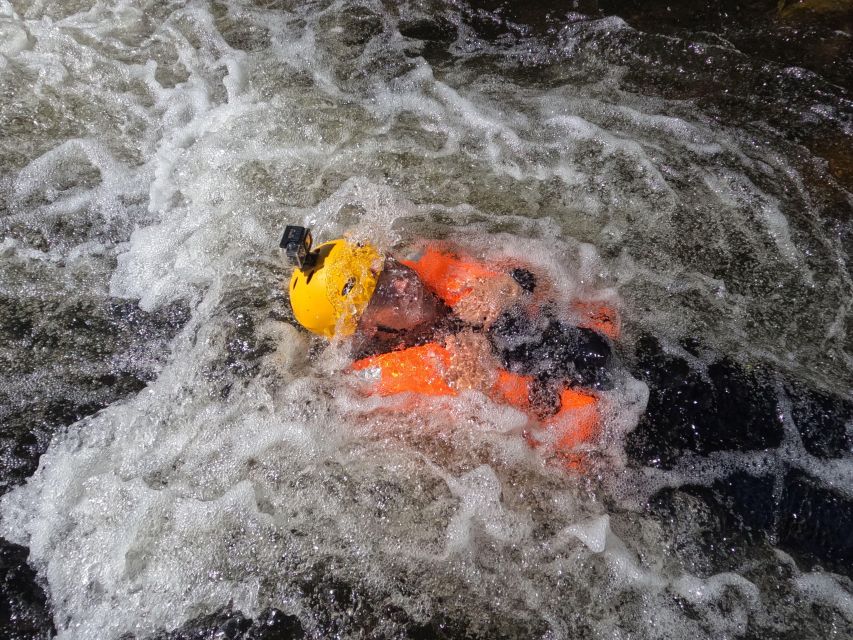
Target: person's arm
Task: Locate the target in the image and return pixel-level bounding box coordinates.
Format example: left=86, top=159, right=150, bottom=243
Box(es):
left=443, top=329, right=500, bottom=392
left=451, top=273, right=523, bottom=329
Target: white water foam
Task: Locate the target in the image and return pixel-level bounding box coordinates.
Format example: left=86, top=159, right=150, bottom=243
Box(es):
left=1, top=0, right=851, bottom=638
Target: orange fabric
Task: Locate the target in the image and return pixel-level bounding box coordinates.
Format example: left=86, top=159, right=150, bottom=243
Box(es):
left=353, top=245, right=610, bottom=471
left=401, top=247, right=499, bottom=307
left=547, top=388, right=599, bottom=452
left=571, top=301, right=621, bottom=340
left=406, top=247, right=620, bottom=341
left=353, top=344, right=601, bottom=447
left=352, top=343, right=455, bottom=396
left=352, top=343, right=603, bottom=472
left=490, top=370, right=533, bottom=412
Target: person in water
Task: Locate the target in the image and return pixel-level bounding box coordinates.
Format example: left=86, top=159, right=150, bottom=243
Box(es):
left=281, top=225, right=616, bottom=457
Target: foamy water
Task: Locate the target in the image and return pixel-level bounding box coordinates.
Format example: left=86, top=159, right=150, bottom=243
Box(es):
left=1, top=1, right=851, bottom=638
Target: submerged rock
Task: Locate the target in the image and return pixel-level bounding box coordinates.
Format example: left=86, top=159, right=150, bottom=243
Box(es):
left=0, top=298, right=190, bottom=497
left=626, top=335, right=784, bottom=467
left=142, top=608, right=304, bottom=640
left=786, top=382, right=853, bottom=459
left=778, top=0, right=853, bottom=20
left=0, top=538, right=54, bottom=640
left=651, top=470, right=853, bottom=580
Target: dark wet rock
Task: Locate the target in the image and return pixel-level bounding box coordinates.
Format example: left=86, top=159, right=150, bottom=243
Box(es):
left=619, top=331, right=853, bottom=580
left=626, top=335, right=783, bottom=467
left=708, top=472, right=780, bottom=541
left=202, top=288, right=279, bottom=397
left=777, top=470, right=853, bottom=577
left=655, top=481, right=853, bottom=640
left=467, top=0, right=599, bottom=36
left=399, top=15, right=457, bottom=43
left=778, top=0, right=853, bottom=22
left=224, top=310, right=271, bottom=378
left=318, top=4, right=384, bottom=48
left=593, top=1, right=852, bottom=85
left=786, top=382, right=853, bottom=459
left=286, top=560, right=550, bottom=639
left=814, top=138, right=853, bottom=191
left=651, top=469, right=853, bottom=581
left=143, top=608, right=305, bottom=640
left=294, top=568, right=383, bottom=638
left=459, top=1, right=851, bottom=203
left=0, top=297, right=189, bottom=496
left=595, top=0, right=769, bottom=33
left=0, top=539, right=54, bottom=640
left=708, top=359, right=782, bottom=447
left=467, top=0, right=852, bottom=87
left=212, top=1, right=271, bottom=52
left=650, top=474, right=777, bottom=577
left=509, top=267, right=537, bottom=293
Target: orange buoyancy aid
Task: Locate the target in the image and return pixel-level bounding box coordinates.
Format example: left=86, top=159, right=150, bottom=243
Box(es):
left=351, top=341, right=600, bottom=462
left=350, top=245, right=615, bottom=466
left=403, top=245, right=621, bottom=340
left=351, top=343, right=455, bottom=396
left=400, top=246, right=500, bottom=307
left=571, top=300, right=621, bottom=340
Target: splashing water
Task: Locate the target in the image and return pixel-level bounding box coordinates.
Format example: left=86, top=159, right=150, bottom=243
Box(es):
left=1, top=1, right=851, bottom=639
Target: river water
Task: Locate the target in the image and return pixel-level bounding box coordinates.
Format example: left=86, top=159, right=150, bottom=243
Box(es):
left=1, top=1, right=851, bottom=639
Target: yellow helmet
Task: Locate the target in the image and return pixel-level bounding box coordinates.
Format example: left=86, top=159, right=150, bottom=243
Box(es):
left=288, top=238, right=383, bottom=337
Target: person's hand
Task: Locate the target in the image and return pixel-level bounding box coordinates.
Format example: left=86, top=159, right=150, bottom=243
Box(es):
left=453, top=273, right=522, bottom=329
left=444, top=330, right=499, bottom=392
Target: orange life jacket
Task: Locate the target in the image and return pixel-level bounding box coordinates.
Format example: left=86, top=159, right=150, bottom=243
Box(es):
left=351, top=245, right=618, bottom=468
left=400, top=246, right=500, bottom=307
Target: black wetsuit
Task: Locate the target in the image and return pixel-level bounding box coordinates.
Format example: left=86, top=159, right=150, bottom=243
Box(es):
left=488, top=306, right=613, bottom=414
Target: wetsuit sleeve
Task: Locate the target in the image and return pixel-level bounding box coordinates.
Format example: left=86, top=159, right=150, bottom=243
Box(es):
left=488, top=307, right=614, bottom=394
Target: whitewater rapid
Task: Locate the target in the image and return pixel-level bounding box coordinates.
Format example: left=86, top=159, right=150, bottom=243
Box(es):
left=1, top=1, right=851, bottom=639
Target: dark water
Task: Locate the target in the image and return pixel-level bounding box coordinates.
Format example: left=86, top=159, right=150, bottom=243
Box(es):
left=1, top=1, right=851, bottom=639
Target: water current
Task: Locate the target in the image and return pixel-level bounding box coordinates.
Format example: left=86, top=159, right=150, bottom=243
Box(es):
left=1, top=1, right=851, bottom=639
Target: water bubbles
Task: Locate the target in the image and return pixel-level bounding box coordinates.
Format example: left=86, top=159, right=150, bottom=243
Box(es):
left=0, top=0, right=851, bottom=638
